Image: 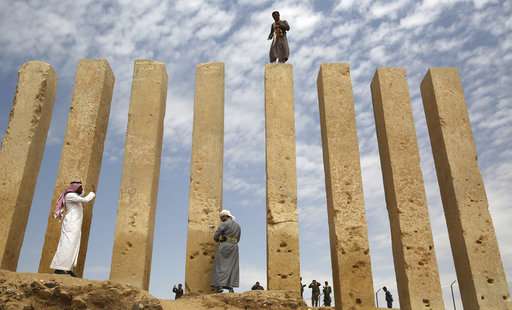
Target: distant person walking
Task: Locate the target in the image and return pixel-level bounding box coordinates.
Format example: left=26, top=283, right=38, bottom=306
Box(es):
left=322, top=281, right=332, bottom=306
left=211, top=210, right=241, bottom=293
left=251, top=281, right=264, bottom=290
left=172, top=283, right=184, bottom=299
left=50, top=181, right=95, bottom=277
left=268, top=11, right=290, bottom=63
left=300, top=277, right=306, bottom=298
left=383, top=286, right=394, bottom=308
left=309, top=280, right=321, bottom=307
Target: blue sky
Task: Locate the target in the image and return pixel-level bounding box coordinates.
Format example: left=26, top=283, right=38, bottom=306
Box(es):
left=0, top=0, right=511, bottom=308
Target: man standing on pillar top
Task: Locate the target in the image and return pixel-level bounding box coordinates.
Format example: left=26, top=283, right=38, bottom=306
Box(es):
left=50, top=181, right=95, bottom=277
left=212, top=210, right=241, bottom=293
left=268, top=11, right=290, bottom=63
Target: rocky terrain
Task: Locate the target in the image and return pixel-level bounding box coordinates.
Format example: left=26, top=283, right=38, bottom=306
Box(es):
left=0, top=270, right=317, bottom=310
left=0, top=270, right=161, bottom=310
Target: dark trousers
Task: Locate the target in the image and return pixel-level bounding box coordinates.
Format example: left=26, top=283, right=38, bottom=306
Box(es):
left=387, top=300, right=393, bottom=308
left=324, top=297, right=331, bottom=306
left=312, top=295, right=319, bottom=307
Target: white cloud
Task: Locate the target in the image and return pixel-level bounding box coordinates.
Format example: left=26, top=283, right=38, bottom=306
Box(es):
left=400, top=0, right=462, bottom=28
left=370, top=0, right=410, bottom=19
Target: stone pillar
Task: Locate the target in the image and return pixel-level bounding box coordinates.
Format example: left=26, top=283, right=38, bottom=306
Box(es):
left=371, top=68, right=444, bottom=310
left=421, top=68, right=511, bottom=309
left=184, top=63, right=224, bottom=294
left=110, top=60, right=167, bottom=290
left=0, top=62, right=57, bottom=270
left=264, top=64, right=300, bottom=292
left=37, top=59, right=114, bottom=276
left=316, top=64, right=374, bottom=309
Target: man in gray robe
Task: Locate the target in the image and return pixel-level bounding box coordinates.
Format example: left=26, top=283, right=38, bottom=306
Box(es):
left=268, top=11, right=290, bottom=63
left=212, top=209, right=241, bottom=293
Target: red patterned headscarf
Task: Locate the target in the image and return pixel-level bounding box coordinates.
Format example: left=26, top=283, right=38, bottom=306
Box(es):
left=54, top=181, right=82, bottom=220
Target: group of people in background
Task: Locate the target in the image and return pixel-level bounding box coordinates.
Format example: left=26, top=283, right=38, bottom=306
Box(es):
left=250, top=278, right=334, bottom=308
left=299, top=278, right=394, bottom=308
left=300, top=278, right=332, bottom=307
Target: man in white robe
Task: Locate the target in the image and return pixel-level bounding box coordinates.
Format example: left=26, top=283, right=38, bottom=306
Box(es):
left=50, top=181, right=95, bottom=276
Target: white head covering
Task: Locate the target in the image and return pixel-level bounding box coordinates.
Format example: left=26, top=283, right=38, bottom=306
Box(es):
left=220, top=209, right=235, bottom=220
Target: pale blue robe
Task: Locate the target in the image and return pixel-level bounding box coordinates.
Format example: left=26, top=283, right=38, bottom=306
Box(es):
left=212, top=218, right=241, bottom=288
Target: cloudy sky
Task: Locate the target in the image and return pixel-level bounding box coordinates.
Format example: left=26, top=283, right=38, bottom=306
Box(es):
left=0, top=0, right=511, bottom=308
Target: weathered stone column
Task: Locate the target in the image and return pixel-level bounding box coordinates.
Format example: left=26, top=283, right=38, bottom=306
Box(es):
left=38, top=59, right=114, bottom=277
left=371, top=68, right=444, bottom=310
left=264, top=64, right=300, bottom=292
left=110, top=60, right=167, bottom=290
left=185, top=63, right=224, bottom=294
left=421, top=68, right=511, bottom=309
left=0, top=62, right=57, bottom=271
left=316, top=64, right=374, bottom=309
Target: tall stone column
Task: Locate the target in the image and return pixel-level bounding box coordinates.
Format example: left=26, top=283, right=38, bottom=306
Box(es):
left=110, top=60, right=167, bottom=290
left=185, top=63, right=224, bottom=294
left=38, top=59, right=114, bottom=277
left=421, top=68, right=511, bottom=309
left=371, top=68, right=444, bottom=310
left=317, top=64, right=374, bottom=309
left=264, top=64, right=300, bottom=292
left=0, top=62, right=57, bottom=270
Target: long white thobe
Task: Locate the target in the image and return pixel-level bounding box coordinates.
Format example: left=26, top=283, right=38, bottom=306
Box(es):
left=50, top=192, right=95, bottom=271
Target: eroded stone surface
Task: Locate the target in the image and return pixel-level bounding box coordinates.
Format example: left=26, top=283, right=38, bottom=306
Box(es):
left=0, top=270, right=162, bottom=310
left=316, top=64, right=374, bottom=309
left=421, top=68, right=511, bottom=309
left=110, top=60, right=167, bottom=290
left=185, top=63, right=225, bottom=294
left=0, top=61, right=57, bottom=271
left=371, top=68, right=444, bottom=310
left=264, top=64, right=300, bottom=293
left=38, top=59, right=114, bottom=277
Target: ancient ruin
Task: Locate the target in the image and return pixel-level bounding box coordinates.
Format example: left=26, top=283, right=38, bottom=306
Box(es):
left=185, top=62, right=225, bottom=294
left=317, top=64, right=374, bottom=308
left=38, top=59, right=115, bottom=277
left=371, top=68, right=444, bottom=309
left=109, top=60, right=167, bottom=290
left=0, top=62, right=57, bottom=271
left=421, top=68, right=511, bottom=310
left=264, top=64, right=301, bottom=292
left=0, top=59, right=510, bottom=309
